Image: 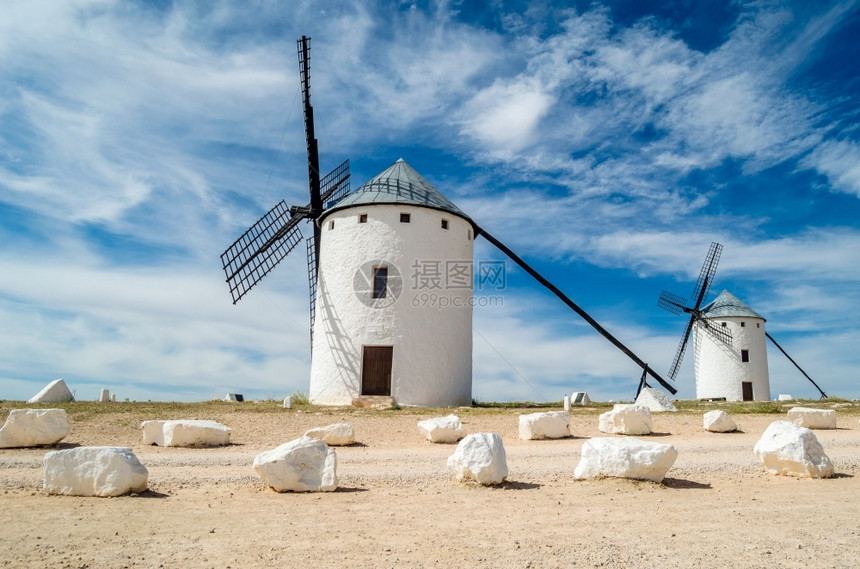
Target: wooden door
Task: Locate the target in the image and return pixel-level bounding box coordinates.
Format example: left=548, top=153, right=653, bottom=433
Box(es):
left=742, top=381, right=753, bottom=401
left=361, top=346, right=392, bottom=396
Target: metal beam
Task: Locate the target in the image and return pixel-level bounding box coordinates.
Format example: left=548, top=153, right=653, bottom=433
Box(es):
left=766, top=332, right=828, bottom=399
left=476, top=226, right=677, bottom=395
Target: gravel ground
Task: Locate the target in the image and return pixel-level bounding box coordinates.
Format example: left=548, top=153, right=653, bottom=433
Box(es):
left=1, top=404, right=858, bottom=568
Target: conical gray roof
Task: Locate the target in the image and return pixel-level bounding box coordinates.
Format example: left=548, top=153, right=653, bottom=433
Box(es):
left=701, top=290, right=765, bottom=321
left=322, top=159, right=474, bottom=226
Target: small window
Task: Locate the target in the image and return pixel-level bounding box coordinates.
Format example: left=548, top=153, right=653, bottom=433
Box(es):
left=441, top=219, right=449, bottom=230
left=359, top=214, right=368, bottom=223
left=741, top=349, right=750, bottom=363
left=468, top=230, right=472, bottom=240
left=756, top=322, right=760, bottom=328
left=741, top=322, right=745, bottom=327
left=372, top=266, right=388, bottom=299
left=329, top=220, right=335, bottom=230
left=721, top=322, right=727, bottom=327
left=400, top=213, right=411, bottom=223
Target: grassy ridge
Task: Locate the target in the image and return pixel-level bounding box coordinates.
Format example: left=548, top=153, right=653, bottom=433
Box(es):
left=1, top=397, right=857, bottom=423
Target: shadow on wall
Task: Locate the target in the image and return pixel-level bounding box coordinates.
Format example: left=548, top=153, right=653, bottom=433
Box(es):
left=316, top=275, right=360, bottom=400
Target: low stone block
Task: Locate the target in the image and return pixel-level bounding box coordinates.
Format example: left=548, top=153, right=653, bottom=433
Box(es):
left=253, top=436, right=337, bottom=492
left=634, top=388, right=678, bottom=412
left=304, top=423, right=355, bottom=446
left=417, top=415, right=465, bottom=443
left=786, top=407, right=836, bottom=429
left=140, top=420, right=231, bottom=447
left=0, top=409, right=70, bottom=448
left=777, top=394, right=793, bottom=401
left=573, top=437, right=678, bottom=483
left=753, top=420, right=833, bottom=478
left=598, top=404, right=652, bottom=435
left=518, top=411, right=570, bottom=440
left=447, top=433, right=508, bottom=485
left=703, top=410, right=738, bottom=433
left=43, top=447, right=149, bottom=497
left=27, top=379, right=75, bottom=404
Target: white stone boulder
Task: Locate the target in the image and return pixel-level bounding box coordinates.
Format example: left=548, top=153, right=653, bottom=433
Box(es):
left=0, top=409, right=70, bottom=448
left=786, top=407, right=837, bottom=429
left=253, top=436, right=337, bottom=492
left=27, top=379, right=75, bottom=404
left=778, top=394, right=793, bottom=401
left=417, top=415, right=465, bottom=443
left=703, top=410, right=738, bottom=433
left=304, top=422, right=355, bottom=446
left=598, top=404, right=652, bottom=435
left=518, top=411, right=570, bottom=440
left=574, top=437, right=678, bottom=483
left=447, top=433, right=508, bottom=485
left=753, top=420, right=834, bottom=478
left=634, top=388, right=678, bottom=412
left=43, top=447, right=149, bottom=497
left=140, top=420, right=231, bottom=447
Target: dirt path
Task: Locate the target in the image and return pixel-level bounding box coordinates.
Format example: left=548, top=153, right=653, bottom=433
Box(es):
left=1, top=407, right=858, bottom=568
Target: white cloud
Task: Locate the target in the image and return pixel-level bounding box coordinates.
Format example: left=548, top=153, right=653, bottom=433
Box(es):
left=802, top=139, right=860, bottom=197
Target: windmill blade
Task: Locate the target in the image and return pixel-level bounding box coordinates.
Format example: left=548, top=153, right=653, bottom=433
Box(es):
left=697, top=318, right=732, bottom=346
left=221, top=201, right=305, bottom=304
left=691, top=242, right=722, bottom=309
left=321, top=159, right=351, bottom=208
left=306, top=235, right=317, bottom=348
left=667, top=315, right=696, bottom=380
left=476, top=225, right=677, bottom=394
left=658, top=290, right=687, bottom=315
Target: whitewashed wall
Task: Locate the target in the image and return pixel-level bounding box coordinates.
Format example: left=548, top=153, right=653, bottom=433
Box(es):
left=309, top=204, right=474, bottom=406
left=694, top=316, right=770, bottom=401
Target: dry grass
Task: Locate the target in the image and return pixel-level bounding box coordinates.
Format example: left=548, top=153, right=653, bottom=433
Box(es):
left=2, top=396, right=857, bottom=425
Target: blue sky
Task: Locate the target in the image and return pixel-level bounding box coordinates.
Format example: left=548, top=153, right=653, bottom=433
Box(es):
left=1, top=0, right=858, bottom=402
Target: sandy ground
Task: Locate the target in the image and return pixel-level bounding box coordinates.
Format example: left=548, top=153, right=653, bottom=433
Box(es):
left=1, top=405, right=859, bottom=569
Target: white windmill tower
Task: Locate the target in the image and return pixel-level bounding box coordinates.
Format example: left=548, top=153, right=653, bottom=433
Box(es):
left=308, top=159, right=475, bottom=406
left=658, top=243, right=828, bottom=401
left=222, top=35, right=690, bottom=406
left=695, top=290, right=770, bottom=401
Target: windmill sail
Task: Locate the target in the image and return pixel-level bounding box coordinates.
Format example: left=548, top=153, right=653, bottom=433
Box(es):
left=221, top=201, right=305, bottom=303
left=658, top=242, right=725, bottom=380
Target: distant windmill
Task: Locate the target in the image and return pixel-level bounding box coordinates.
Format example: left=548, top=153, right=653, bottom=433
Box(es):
left=658, top=242, right=827, bottom=400
left=221, top=36, right=678, bottom=405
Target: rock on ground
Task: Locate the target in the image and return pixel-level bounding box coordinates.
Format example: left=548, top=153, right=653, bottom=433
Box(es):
left=254, top=436, right=338, bottom=492
left=573, top=437, right=678, bottom=483
left=634, top=388, right=678, bottom=412
left=417, top=415, right=465, bottom=443
left=786, top=407, right=837, bottom=429
left=703, top=410, right=738, bottom=433
left=141, top=420, right=231, bottom=447
left=598, top=404, right=653, bottom=435
left=43, top=447, right=149, bottom=497
left=447, top=433, right=508, bottom=485
left=27, top=379, right=75, bottom=404
left=304, top=422, right=355, bottom=446
left=0, top=409, right=70, bottom=448
left=518, top=411, right=570, bottom=440
left=753, top=420, right=834, bottom=478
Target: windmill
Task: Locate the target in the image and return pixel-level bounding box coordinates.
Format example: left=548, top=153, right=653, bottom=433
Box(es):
left=221, top=36, right=678, bottom=405
left=658, top=242, right=827, bottom=400
left=220, top=36, right=351, bottom=345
